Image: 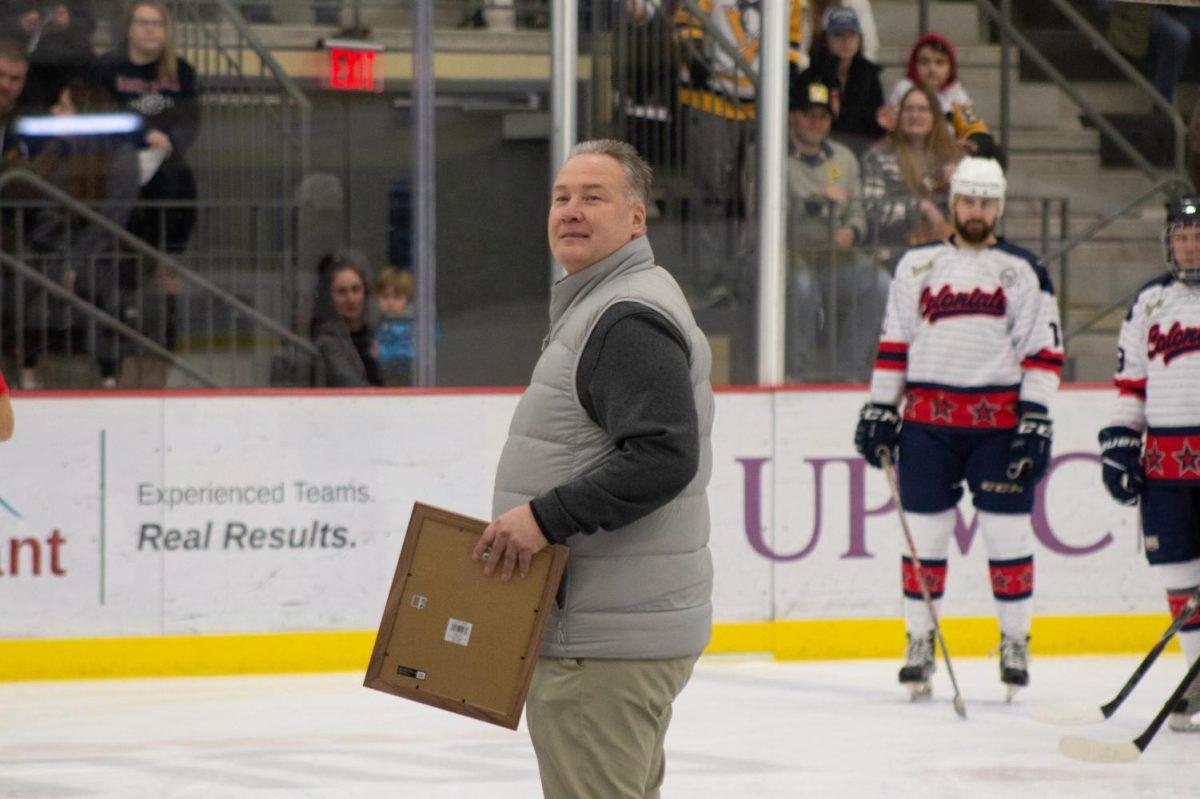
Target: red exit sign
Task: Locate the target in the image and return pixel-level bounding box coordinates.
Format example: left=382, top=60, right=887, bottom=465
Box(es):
left=328, top=47, right=382, bottom=92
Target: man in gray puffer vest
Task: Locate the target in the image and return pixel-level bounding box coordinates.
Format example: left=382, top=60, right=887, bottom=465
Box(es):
left=472, top=139, right=714, bottom=799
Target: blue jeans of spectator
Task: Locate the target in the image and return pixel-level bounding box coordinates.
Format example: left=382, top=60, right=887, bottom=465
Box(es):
left=1152, top=7, right=1200, bottom=102
left=788, top=251, right=890, bottom=382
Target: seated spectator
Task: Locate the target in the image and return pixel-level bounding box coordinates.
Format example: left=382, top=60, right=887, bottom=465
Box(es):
left=19, top=76, right=141, bottom=388
left=374, top=266, right=415, bottom=387
left=861, top=84, right=961, bottom=256
left=809, top=5, right=885, bottom=157
left=1, top=1, right=95, bottom=112
left=93, top=0, right=198, bottom=256
left=803, top=0, right=880, bottom=63
left=311, top=251, right=383, bottom=387
left=786, top=74, right=889, bottom=381
left=879, top=32, right=1002, bottom=163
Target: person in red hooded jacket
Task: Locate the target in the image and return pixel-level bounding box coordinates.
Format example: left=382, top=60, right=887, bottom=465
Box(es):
left=879, top=33, right=1002, bottom=164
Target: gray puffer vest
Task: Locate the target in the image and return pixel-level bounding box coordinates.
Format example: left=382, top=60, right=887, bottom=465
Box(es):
left=492, top=236, right=714, bottom=659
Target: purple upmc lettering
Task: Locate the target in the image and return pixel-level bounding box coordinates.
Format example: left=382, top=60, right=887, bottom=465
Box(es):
left=738, top=451, right=1114, bottom=562
left=1032, top=452, right=1113, bottom=555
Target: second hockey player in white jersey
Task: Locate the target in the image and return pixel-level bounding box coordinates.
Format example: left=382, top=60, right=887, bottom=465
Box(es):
left=1099, top=196, right=1200, bottom=732
left=854, top=157, right=1064, bottom=701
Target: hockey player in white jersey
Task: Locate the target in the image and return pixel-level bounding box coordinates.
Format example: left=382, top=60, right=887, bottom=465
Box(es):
left=853, top=157, right=1064, bottom=700
left=1099, top=196, right=1200, bottom=732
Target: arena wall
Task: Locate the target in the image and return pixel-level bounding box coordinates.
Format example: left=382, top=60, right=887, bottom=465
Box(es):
left=0, top=386, right=1171, bottom=680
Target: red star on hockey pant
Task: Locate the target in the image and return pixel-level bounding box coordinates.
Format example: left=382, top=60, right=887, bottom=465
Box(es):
left=969, top=397, right=1000, bottom=425
left=931, top=394, right=957, bottom=423
left=905, top=390, right=921, bottom=413
left=1144, top=441, right=1165, bottom=475
left=1173, top=441, right=1200, bottom=477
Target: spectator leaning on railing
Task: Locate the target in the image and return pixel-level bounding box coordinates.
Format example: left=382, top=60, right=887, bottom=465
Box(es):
left=19, top=76, right=140, bottom=389
left=0, top=35, right=27, bottom=156
left=672, top=0, right=805, bottom=305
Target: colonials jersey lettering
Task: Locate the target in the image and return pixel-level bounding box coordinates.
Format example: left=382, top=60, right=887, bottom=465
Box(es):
left=868, top=238, right=1063, bottom=430
left=1147, top=321, right=1200, bottom=365
left=919, top=285, right=1007, bottom=323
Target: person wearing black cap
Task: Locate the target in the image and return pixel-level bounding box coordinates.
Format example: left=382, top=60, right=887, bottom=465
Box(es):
left=787, top=72, right=889, bottom=380
left=809, top=5, right=886, bottom=157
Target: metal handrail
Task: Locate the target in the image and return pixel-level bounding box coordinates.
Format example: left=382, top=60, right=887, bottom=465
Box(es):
left=1044, top=0, right=1187, bottom=182
left=0, top=168, right=324, bottom=383
left=0, top=251, right=218, bottom=387
left=970, top=0, right=1185, bottom=187
left=211, top=0, right=313, bottom=175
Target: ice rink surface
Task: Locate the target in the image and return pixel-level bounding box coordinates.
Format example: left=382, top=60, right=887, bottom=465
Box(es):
left=1, top=654, right=1195, bottom=798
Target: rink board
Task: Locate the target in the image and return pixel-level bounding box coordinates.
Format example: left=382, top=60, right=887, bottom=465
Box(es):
left=0, top=386, right=1172, bottom=679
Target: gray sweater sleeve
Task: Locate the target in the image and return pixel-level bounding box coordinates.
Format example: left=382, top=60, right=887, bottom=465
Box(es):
left=529, top=302, right=700, bottom=543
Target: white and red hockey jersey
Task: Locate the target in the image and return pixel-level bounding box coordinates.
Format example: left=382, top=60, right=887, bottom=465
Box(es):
left=1110, top=274, right=1200, bottom=482
left=869, top=237, right=1064, bottom=429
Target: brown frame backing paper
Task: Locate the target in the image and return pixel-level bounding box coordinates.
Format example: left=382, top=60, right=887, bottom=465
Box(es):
left=364, top=502, right=569, bottom=729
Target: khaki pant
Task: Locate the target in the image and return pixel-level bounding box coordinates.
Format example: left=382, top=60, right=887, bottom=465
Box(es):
left=526, top=655, right=698, bottom=799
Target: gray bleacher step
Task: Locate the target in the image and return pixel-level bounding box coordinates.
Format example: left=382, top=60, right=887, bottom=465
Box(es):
left=1064, top=327, right=1128, bottom=382
left=873, top=0, right=982, bottom=47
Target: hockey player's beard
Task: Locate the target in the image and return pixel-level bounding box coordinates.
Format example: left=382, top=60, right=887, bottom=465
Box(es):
left=955, top=218, right=993, bottom=245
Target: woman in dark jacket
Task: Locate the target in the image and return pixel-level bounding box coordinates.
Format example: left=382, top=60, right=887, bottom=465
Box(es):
left=310, top=251, right=383, bottom=388
left=809, top=6, right=885, bottom=157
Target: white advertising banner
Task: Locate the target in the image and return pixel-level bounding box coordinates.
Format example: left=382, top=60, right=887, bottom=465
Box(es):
left=0, top=388, right=1155, bottom=641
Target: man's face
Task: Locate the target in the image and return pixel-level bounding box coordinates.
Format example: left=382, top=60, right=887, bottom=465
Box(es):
left=915, top=46, right=951, bottom=91
left=331, top=268, right=365, bottom=323
left=1170, top=223, right=1200, bottom=270
left=0, top=56, right=28, bottom=113
left=548, top=153, right=646, bottom=274
left=790, top=106, right=832, bottom=149
left=953, top=195, right=1000, bottom=245
left=128, top=4, right=168, bottom=58
left=827, top=29, right=860, bottom=61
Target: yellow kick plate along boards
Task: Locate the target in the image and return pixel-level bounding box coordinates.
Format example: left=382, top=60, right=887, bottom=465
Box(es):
left=364, top=502, right=568, bottom=729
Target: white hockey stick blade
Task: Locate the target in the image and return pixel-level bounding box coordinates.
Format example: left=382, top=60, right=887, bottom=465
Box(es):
left=1058, top=735, right=1141, bottom=764
left=1028, top=703, right=1106, bottom=725
left=952, top=695, right=967, bottom=719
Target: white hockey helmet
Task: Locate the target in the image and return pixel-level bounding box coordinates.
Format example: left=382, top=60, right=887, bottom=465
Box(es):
left=949, top=156, right=1007, bottom=217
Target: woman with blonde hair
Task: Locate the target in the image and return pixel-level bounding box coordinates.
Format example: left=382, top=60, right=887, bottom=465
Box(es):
left=862, top=84, right=962, bottom=252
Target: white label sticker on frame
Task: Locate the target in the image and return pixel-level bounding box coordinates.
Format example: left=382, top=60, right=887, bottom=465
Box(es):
left=444, top=618, right=473, bottom=646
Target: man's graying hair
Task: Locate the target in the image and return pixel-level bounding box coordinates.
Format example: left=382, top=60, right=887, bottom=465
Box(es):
left=568, top=139, right=652, bottom=206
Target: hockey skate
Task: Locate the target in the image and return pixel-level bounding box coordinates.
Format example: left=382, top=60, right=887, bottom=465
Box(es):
left=1168, top=668, right=1200, bottom=732
left=899, top=632, right=935, bottom=700
left=999, top=633, right=1030, bottom=701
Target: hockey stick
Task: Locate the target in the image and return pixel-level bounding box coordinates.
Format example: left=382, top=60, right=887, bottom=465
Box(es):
left=1059, top=652, right=1200, bottom=763
left=878, top=449, right=967, bottom=720
left=1030, top=587, right=1200, bottom=725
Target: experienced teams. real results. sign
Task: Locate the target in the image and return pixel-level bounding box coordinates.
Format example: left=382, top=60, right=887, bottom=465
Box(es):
left=0, top=388, right=1154, bottom=644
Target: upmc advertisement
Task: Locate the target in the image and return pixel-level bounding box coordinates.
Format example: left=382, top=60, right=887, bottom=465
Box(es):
left=0, top=388, right=1154, bottom=642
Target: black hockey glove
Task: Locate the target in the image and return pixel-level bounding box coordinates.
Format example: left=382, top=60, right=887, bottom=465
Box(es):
left=1098, top=426, right=1144, bottom=506
left=854, top=403, right=900, bottom=469
left=1006, top=411, right=1053, bottom=487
